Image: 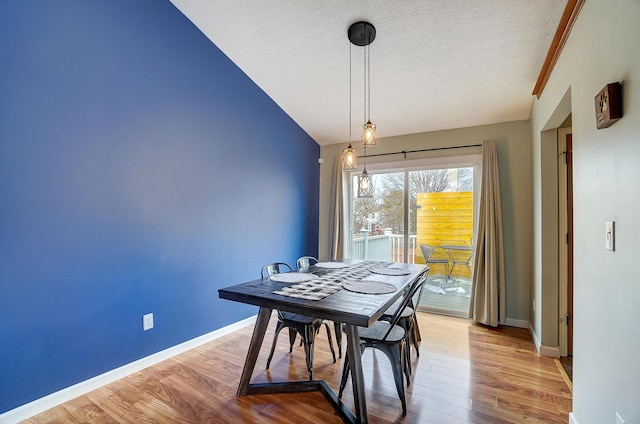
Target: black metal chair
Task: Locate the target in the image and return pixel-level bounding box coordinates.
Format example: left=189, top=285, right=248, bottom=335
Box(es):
left=262, top=262, right=336, bottom=380
left=295, top=255, right=343, bottom=358
left=338, top=274, right=427, bottom=416
left=295, top=255, right=319, bottom=269
left=381, top=268, right=429, bottom=379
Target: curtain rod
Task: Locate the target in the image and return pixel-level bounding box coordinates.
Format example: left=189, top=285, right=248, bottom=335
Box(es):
left=361, top=143, right=482, bottom=159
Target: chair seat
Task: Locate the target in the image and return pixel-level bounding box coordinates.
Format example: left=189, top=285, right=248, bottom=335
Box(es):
left=383, top=301, right=414, bottom=319
left=280, top=311, right=320, bottom=324
left=358, top=321, right=405, bottom=343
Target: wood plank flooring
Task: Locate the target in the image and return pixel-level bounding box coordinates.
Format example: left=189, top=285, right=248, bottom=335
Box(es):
left=21, top=313, right=571, bottom=423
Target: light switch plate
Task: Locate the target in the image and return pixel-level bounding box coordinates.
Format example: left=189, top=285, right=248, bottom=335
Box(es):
left=605, top=221, right=615, bottom=251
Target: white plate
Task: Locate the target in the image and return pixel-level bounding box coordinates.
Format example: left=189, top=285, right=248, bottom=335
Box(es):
left=342, top=281, right=397, bottom=294
left=369, top=267, right=411, bottom=276
left=269, top=273, right=316, bottom=283
left=314, top=262, right=351, bottom=269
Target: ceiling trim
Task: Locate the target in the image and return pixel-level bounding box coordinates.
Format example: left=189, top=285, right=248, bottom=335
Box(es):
left=532, top=0, right=586, bottom=99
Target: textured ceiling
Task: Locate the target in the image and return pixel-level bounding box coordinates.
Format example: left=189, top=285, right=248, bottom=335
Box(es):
left=171, top=0, right=566, bottom=146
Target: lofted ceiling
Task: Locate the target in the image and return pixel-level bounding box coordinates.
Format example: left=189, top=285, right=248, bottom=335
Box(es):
left=170, top=0, right=566, bottom=146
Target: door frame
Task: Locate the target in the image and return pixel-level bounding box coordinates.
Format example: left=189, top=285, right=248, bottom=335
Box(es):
left=558, top=127, right=573, bottom=357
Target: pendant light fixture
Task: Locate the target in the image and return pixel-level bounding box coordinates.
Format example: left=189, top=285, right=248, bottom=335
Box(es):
left=357, top=167, right=373, bottom=198
left=342, top=40, right=357, bottom=171
left=342, top=143, right=357, bottom=171
left=348, top=21, right=376, bottom=198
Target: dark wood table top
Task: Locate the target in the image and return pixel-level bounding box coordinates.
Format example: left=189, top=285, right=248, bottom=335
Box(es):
left=218, top=259, right=428, bottom=328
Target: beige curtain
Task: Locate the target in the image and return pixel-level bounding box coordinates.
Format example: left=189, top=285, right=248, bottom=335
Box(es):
left=329, top=155, right=347, bottom=260
left=469, top=140, right=505, bottom=327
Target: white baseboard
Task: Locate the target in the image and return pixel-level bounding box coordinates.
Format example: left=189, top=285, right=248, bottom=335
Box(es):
left=504, top=318, right=529, bottom=328
left=569, top=412, right=579, bottom=424
left=539, top=344, right=560, bottom=357
left=527, top=322, right=560, bottom=357
left=529, top=322, right=541, bottom=349
left=0, top=315, right=257, bottom=424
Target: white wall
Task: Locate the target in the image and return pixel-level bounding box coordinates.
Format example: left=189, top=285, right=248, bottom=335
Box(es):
left=530, top=0, right=640, bottom=422
left=319, top=121, right=533, bottom=323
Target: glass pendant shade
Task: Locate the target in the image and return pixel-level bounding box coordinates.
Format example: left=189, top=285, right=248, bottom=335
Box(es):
left=357, top=169, right=374, bottom=198
left=342, top=144, right=357, bottom=171
left=362, top=120, right=376, bottom=147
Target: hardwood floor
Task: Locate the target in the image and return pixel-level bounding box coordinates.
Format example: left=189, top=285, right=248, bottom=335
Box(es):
left=22, top=313, right=572, bottom=423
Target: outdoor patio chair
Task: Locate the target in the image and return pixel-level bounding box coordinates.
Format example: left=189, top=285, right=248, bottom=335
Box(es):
left=420, top=244, right=450, bottom=280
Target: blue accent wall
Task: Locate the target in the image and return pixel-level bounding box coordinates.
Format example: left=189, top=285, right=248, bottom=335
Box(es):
left=0, top=1, right=319, bottom=413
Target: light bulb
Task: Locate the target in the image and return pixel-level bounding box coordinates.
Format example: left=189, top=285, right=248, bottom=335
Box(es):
left=362, top=121, right=376, bottom=146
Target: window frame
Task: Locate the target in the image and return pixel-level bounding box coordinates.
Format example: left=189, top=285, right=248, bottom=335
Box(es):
left=345, top=153, right=482, bottom=262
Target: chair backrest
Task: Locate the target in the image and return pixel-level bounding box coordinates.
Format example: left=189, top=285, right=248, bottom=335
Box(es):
left=382, top=270, right=429, bottom=340
left=410, top=270, right=428, bottom=310
left=420, top=244, right=436, bottom=261
left=261, top=262, right=293, bottom=279
left=296, top=256, right=318, bottom=269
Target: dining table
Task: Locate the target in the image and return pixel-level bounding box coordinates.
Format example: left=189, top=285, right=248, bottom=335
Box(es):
left=439, top=245, right=474, bottom=280
left=218, top=259, right=428, bottom=424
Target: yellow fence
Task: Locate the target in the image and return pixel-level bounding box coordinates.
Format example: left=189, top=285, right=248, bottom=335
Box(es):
left=416, top=191, right=473, bottom=277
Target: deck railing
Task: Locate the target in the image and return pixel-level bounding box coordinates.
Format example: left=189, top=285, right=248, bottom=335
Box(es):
left=351, top=233, right=417, bottom=263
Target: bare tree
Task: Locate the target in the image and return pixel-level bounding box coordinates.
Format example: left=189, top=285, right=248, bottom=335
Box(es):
left=456, top=167, right=473, bottom=191
left=410, top=169, right=450, bottom=194
left=380, top=188, right=404, bottom=233
left=352, top=174, right=383, bottom=235
left=352, top=168, right=472, bottom=236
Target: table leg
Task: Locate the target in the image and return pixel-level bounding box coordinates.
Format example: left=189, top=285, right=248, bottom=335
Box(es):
left=344, top=324, right=368, bottom=423
left=443, top=248, right=455, bottom=281
left=237, top=306, right=272, bottom=396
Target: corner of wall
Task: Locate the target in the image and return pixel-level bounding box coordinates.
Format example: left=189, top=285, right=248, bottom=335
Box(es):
left=505, top=318, right=529, bottom=328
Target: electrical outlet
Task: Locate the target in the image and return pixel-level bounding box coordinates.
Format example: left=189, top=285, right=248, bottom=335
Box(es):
left=143, top=313, right=154, bottom=331
left=616, top=412, right=626, bottom=424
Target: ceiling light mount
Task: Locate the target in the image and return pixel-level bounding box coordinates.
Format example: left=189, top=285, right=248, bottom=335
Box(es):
left=348, top=21, right=376, bottom=47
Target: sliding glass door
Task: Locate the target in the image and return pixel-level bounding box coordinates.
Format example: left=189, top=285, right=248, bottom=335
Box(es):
left=348, top=156, right=479, bottom=317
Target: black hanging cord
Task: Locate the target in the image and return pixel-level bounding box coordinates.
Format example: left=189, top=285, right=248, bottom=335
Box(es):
left=367, top=43, right=371, bottom=123
left=349, top=42, right=352, bottom=143
left=363, top=43, right=367, bottom=130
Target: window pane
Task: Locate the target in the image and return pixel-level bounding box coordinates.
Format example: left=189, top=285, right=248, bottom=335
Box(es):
left=351, top=172, right=405, bottom=262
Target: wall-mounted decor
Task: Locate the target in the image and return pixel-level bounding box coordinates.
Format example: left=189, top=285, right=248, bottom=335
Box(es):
left=595, top=82, right=622, bottom=129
